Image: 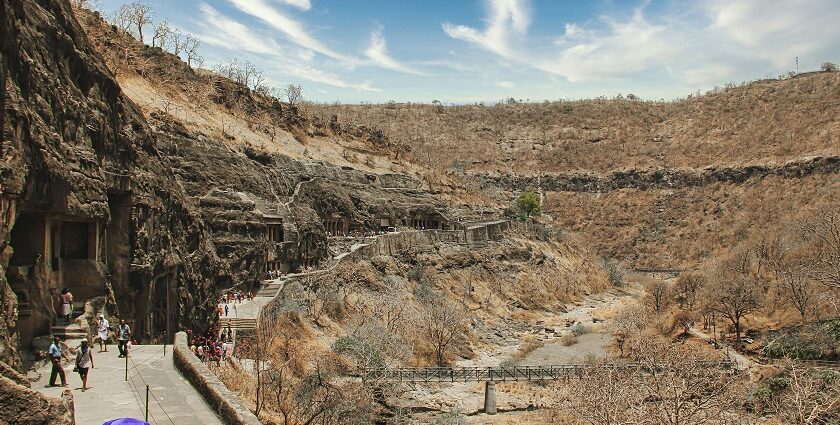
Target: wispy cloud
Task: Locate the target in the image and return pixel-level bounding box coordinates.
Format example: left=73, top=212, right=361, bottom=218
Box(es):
left=364, top=27, right=426, bottom=75
left=539, top=8, right=676, bottom=81
left=706, top=0, right=840, bottom=67
left=277, top=0, right=311, bottom=11
left=228, top=0, right=354, bottom=62
left=192, top=4, right=378, bottom=92
left=494, top=80, right=515, bottom=88
left=193, top=4, right=281, bottom=55
left=442, top=0, right=530, bottom=58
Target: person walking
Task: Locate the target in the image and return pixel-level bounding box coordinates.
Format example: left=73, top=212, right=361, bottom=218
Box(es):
left=75, top=339, right=94, bottom=391
left=96, top=314, right=110, bottom=352
left=117, top=319, right=131, bottom=358
left=224, top=304, right=229, bottom=316
left=47, top=336, right=67, bottom=387
left=58, top=288, right=73, bottom=324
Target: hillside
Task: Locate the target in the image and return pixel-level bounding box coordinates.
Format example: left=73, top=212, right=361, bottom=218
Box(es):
left=315, top=73, right=840, bottom=268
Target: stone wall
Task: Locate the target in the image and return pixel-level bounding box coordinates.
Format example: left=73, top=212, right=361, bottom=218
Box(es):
left=172, top=331, right=261, bottom=425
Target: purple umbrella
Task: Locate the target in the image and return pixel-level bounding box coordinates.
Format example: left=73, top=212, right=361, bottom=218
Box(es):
left=102, top=419, right=150, bottom=425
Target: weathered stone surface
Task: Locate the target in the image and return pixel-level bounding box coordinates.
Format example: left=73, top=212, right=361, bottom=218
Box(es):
left=1, top=0, right=219, bottom=358
left=0, top=360, right=74, bottom=425
left=172, top=331, right=261, bottom=425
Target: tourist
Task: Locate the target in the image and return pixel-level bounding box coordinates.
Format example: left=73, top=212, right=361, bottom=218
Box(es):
left=59, top=288, right=73, bottom=324
left=117, top=319, right=131, bottom=358
left=75, top=339, right=94, bottom=392
left=247, top=291, right=252, bottom=301
left=96, top=314, right=109, bottom=352
left=217, top=305, right=223, bottom=317
left=224, top=304, right=229, bottom=316
left=47, top=336, right=67, bottom=387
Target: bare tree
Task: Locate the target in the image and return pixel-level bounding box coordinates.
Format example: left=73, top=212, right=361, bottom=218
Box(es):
left=285, top=84, right=303, bottom=108
left=118, top=1, right=153, bottom=44
left=612, top=304, right=647, bottom=357
left=169, top=28, right=185, bottom=56
left=570, top=340, right=740, bottom=425
left=183, top=35, right=201, bottom=68
left=775, top=359, right=840, bottom=424
left=704, top=255, right=764, bottom=343
left=674, top=272, right=705, bottom=309
left=779, top=266, right=818, bottom=321
left=151, top=20, right=170, bottom=49
left=645, top=279, right=671, bottom=314
left=420, top=296, right=466, bottom=366
left=805, top=211, right=840, bottom=289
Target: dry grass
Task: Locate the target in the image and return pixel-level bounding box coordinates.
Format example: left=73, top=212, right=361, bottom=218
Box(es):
left=312, top=72, right=840, bottom=175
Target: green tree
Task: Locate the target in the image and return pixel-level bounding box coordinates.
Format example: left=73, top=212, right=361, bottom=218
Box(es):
left=517, top=192, right=541, bottom=217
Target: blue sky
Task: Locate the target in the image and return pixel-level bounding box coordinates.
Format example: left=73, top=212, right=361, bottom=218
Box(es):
left=99, top=0, right=840, bottom=103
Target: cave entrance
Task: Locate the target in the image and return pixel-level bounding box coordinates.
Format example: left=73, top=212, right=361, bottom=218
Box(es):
left=266, top=219, right=284, bottom=242
left=323, top=215, right=348, bottom=237
left=139, top=269, right=177, bottom=343
left=59, top=220, right=104, bottom=301
left=6, top=211, right=50, bottom=348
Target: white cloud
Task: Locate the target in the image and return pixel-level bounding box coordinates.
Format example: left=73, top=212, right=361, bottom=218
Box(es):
left=193, top=4, right=281, bottom=55
left=228, top=0, right=354, bottom=62
left=706, top=0, right=840, bottom=67
left=191, top=4, right=378, bottom=92
left=442, top=0, right=530, bottom=58
left=539, top=9, right=676, bottom=81
left=365, top=27, right=426, bottom=75
left=275, top=0, right=310, bottom=11
left=494, top=80, right=515, bottom=88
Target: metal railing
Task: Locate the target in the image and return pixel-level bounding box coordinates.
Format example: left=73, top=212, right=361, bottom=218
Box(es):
left=362, top=361, right=734, bottom=383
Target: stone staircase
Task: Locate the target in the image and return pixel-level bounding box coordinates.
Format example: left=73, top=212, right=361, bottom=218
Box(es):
left=51, top=301, right=89, bottom=340
left=218, top=317, right=257, bottom=330
left=256, top=280, right=283, bottom=297
left=50, top=323, right=88, bottom=340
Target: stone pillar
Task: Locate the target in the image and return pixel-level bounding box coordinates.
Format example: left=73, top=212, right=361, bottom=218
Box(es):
left=484, top=381, right=497, bottom=414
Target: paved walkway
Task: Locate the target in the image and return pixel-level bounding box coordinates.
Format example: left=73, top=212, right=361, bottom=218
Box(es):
left=34, top=344, right=222, bottom=425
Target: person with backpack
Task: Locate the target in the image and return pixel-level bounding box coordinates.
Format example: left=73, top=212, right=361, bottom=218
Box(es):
left=75, top=339, right=94, bottom=391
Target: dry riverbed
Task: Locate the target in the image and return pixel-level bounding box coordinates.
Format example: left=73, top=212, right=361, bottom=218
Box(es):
left=390, top=289, right=639, bottom=422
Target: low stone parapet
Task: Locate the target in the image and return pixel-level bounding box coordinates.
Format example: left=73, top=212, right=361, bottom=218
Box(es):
left=172, top=331, right=261, bottom=425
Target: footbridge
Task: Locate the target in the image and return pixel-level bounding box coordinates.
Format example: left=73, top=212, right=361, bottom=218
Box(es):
left=362, top=361, right=735, bottom=414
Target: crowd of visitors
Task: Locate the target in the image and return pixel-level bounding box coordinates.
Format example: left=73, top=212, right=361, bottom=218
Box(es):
left=187, top=325, right=231, bottom=367
left=218, top=290, right=253, bottom=317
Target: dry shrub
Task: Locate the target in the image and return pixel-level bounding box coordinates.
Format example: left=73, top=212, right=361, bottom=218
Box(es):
left=561, top=334, right=578, bottom=346
left=516, top=336, right=544, bottom=359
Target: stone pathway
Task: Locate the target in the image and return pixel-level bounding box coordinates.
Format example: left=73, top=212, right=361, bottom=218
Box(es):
left=33, top=344, right=221, bottom=424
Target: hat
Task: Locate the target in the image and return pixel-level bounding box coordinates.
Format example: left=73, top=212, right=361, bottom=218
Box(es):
left=98, top=313, right=104, bottom=318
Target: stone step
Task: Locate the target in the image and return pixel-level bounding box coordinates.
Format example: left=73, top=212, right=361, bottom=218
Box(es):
left=51, top=324, right=88, bottom=338
left=218, top=318, right=257, bottom=330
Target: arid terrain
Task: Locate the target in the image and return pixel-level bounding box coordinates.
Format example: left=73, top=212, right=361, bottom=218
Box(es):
left=1, top=1, right=839, bottom=424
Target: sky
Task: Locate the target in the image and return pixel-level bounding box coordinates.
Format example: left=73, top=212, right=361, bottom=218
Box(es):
left=98, top=0, right=840, bottom=104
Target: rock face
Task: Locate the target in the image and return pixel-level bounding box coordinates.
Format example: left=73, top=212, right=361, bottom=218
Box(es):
left=478, top=156, right=840, bottom=193
left=0, top=0, right=220, bottom=359
left=153, top=113, right=451, bottom=286
left=0, top=0, right=458, bottom=372
left=0, top=361, right=74, bottom=425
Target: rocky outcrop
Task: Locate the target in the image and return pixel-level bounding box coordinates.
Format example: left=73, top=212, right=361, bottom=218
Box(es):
left=1, top=0, right=220, bottom=358
left=0, top=360, right=74, bottom=425
left=477, top=156, right=840, bottom=193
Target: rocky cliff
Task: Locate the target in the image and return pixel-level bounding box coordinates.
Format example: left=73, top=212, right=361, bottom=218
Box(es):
left=1, top=0, right=221, bottom=365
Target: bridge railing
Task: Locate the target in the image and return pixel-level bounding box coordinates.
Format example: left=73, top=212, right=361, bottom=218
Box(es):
left=362, top=361, right=734, bottom=383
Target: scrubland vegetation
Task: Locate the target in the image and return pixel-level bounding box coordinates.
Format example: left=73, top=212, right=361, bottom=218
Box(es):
left=64, top=2, right=840, bottom=423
